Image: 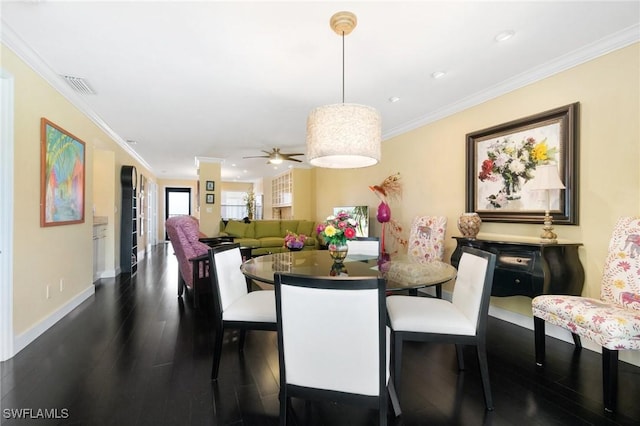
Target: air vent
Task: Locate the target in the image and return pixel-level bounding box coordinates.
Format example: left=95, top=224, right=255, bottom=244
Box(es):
left=61, top=75, right=95, bottom=95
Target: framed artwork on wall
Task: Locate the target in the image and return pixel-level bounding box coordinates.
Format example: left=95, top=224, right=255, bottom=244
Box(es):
left=206, top=180, right=215, bottom=192
left=40, top=118, right=86, bottom=227
left=465, top=103, right=579, bottom=224
left=333, top=206, right=369, bottom=237
left=206, top=193, right=215, bottom=204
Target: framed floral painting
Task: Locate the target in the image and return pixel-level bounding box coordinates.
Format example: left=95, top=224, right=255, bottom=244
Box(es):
left=465, top=103, right=578, bottom=224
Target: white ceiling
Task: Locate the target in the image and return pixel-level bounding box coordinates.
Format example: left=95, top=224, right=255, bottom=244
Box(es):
left=2, top=1, right=639, bottom=182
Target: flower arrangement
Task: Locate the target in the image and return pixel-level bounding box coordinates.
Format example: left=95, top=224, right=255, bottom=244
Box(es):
left=478, top=136, right=558, bottom=208
left=316, top=210, right=358, bottom=249
left=283, top=231, right=307, bottom=250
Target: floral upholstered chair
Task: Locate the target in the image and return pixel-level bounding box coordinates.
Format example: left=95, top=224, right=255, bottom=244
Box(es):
left=166, top=215, right=212, bottom=308
left=532, top=216, right=640, bottom=413
left=407, top=215, right=447, bottom=297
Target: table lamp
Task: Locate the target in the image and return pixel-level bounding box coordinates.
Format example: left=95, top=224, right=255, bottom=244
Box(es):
left=528, top=164, right=565, bottom=243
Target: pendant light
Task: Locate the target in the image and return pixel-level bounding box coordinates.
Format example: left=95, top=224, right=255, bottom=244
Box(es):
left=306, top=11, right=381, bottom=169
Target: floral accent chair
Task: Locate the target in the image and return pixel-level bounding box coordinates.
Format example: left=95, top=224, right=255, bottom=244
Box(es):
left=532, top=216, right=640, bottom=413
left=407, top=215, right=447, bottom=298
left=166, top=215, right=212, bottom=308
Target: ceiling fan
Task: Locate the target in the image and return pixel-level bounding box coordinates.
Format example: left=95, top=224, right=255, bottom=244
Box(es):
left=243, top=148, right=304, bottom=164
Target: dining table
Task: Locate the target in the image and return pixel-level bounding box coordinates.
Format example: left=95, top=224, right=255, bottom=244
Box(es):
left=240, top=249, right=457, bottom=292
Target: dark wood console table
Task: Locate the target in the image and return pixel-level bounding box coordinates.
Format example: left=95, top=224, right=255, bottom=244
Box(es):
left=451, top=237, right=584, bottom=298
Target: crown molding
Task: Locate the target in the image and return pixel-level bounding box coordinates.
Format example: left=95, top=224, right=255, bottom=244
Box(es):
left=384, top=23, right=640, bottom=140
left=1, top=20, right=154, bottom=173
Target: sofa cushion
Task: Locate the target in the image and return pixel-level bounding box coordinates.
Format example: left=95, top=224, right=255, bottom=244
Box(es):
left=297, top=220, right=315, bottom=237
left=233, top=238, right=261, bottom=248
left=260, top=237, right=285, bottom=248
left=255, top=221, right=281, bottom=238
left=244, top=221, right=256, bottom=238
left=304, top=237, right=317, bottom=246
left=224, top=220, right=247, bottom=238
left=280, top=220, right=299, bottom=236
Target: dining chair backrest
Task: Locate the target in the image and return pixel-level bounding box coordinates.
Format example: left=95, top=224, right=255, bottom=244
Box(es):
left=600, top=216, right=640, bottom=308
left=274, top=273, right=387, bottom=397
left=346, top=237, right=380, bottom=257
left=451, top=247, right=496, bottom=335
left=209, top=243, right=249, bottom=314
left=408, top=215, right=447, bottom=262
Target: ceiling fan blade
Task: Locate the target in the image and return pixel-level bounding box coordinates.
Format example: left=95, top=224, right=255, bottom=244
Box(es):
left=243, top=155, right=270, bottom=159
left=282, top=153, right=304, bottom=157
left=285, top=158, right=303, bottom=163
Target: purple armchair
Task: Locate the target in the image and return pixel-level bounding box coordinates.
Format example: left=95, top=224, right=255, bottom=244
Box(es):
left=166, top=215, right=212, bottom=307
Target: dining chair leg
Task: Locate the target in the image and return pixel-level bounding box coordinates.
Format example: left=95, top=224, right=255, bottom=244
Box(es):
left=211, top=327, right=224, bottom=380
left=455, top=344, right=465, bottom=370
left=238, top=329, right=247, bottom=353
left=379, top=388, right=388, bottom=426
left=388, top=378, right=402, bottom=417
left=279, top=390, right=288, bottom=426
left=476, top=342, right=493, bottom=411
left=602, top=347, right=618, bottom=413
left=572, top=333, right=583, bottom=349
left=533, top=316, right=545, bottom=366
left=393, top=334, right=404, bottom=395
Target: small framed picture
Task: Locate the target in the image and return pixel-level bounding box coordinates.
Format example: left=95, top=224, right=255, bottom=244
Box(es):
left=206, top=193, right=215, bottom=204
left=206, top=180, right=215, bottom=192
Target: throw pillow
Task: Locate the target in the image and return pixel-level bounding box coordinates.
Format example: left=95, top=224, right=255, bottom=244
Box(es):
left=224, top=220, right=247, bottom=238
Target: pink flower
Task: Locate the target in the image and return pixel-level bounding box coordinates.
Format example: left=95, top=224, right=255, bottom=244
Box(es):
left=344, top=228, right=356, bottom=239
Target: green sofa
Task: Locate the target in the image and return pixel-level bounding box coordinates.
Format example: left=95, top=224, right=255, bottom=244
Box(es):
left=219, top=219, right=319, bottom=256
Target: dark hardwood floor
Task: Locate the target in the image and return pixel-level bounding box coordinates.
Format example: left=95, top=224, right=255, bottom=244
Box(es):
left=2, top=243, right=639, bottom=426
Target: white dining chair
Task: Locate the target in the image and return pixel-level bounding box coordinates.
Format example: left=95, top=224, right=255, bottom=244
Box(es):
left=386, top=246, right=497, bottom=410
left=274, top=273, right=401, bottom=425
left=208, top=243, right=277, bottom=380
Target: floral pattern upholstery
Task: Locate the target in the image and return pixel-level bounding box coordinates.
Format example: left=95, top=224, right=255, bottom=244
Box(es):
left=532, top=216, right=640, bottom=350
left=166, top=215, right=211, bottom=290
left=407, top=216, right=447, bottom=262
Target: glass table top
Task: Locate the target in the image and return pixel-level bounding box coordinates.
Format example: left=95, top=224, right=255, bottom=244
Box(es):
left=241, top=250, right=457, bottom=291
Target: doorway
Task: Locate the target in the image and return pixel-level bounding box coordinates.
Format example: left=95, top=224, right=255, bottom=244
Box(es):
left=165, top=187, right=191, bottom=240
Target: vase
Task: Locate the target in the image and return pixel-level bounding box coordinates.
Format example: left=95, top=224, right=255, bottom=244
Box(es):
left=287, top=246, right=303, bottom=252
left=457, top=212, right=482, bottom=240
left=503, top=174, right=522, bottom=201
left=328, top=244, right=349, bottom=263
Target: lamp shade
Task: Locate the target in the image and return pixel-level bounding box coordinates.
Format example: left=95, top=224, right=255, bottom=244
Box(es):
left=528, top=164, right=565, bottom=190
left=306, top=103, right=381, bottom=168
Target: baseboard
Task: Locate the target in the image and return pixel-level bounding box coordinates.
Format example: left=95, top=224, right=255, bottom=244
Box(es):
left=13, top=285, right=95, bottom=357
left=100, top=268, right=117, bottom=278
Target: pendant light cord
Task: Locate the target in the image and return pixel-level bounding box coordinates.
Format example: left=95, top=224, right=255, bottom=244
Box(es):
left=342, top=31, right=345, bottom=104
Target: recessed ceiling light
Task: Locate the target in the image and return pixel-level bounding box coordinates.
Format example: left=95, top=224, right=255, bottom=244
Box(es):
left=273, top=166, right=278, bottom=170
left=431, top=71, right=446, bottom=79
left=495, top=30, right=515, bottom=42
left=388, top=96, right=400, bottom=103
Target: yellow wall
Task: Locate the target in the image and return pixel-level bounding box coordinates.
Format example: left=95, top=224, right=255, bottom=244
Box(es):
left=197, top=161, right=221, bottom=236
left=315, top=43, right=640, bottom=315
left=3, top=44, right=155, bottom=336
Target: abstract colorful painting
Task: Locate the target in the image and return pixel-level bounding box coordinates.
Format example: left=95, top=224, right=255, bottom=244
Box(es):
left=40, top=118, right=86, bottom=227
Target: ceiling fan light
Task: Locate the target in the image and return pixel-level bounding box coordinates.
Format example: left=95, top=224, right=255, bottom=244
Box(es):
left=306, top=103, right=381, bottom=168
left=268, top=157, right=283, bottom=165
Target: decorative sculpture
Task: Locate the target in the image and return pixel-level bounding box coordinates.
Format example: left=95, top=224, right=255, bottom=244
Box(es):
left=369, top=173, right=407, bottom=258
